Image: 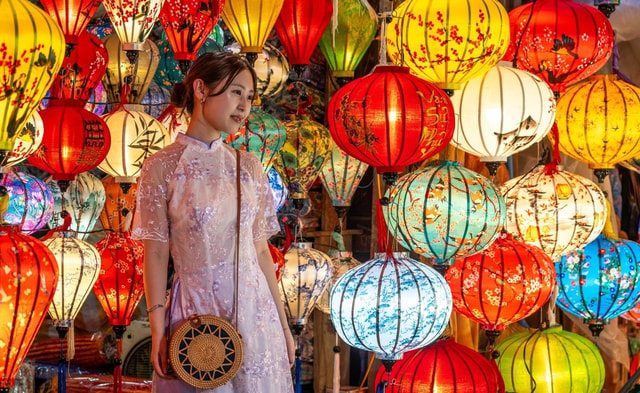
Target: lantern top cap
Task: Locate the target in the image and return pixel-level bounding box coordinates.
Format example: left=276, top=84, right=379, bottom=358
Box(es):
left=372, top=65, right=411, bottom=74
left=291, top=242, right=313, bottom=249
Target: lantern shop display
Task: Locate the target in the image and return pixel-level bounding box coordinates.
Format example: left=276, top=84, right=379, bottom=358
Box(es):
left=3, top=112, right=44, bottom=169
left=40, top=0, right=101, bottom=47
left=226, top=43, right=290, bottom=98
left=102, top=0, right=164, bottom=58
left=100, top=176, right=138, bottom=233
left=315, top=250, right=359, bottom=314
left=222, top=0, right=285, bottom=54
left=0, top=170, right=54, bottom=234
left=319, top=145, right=369, bottom=218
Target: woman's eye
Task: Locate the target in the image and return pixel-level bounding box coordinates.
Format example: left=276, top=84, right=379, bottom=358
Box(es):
left=232, top=90, right=242, bottom=95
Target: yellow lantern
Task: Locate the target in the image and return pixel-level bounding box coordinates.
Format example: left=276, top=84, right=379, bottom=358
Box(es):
left=0, top=0, right=65, bottom=155
left=226, top=42, right=290, bottom=98
left=386, top=0, right=510, bottom=91
left=553, top=74, right=640, bottom=182
left=222, top=0, right=285, bottom=53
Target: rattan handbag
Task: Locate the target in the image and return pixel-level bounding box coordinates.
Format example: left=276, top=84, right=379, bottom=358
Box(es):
left=168, top=149, right=244, bottom=389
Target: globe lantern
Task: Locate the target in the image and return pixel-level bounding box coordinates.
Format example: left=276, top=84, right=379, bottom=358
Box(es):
left=268, top=243, right=285, bottom=282
left=327, top=66, right=454, bottom=177
left=495, top=326, right=605, bottom=393
left=222, top=0, right=285, bottom=54
left=99, top=176, right=138, bottom=233
left=226, top=43, right=290, bottom=98
left=319, top=146, right=368, bottom=219
left=383, top=161, right=506, bottom=267
left=500, top=165, right=607, bottom=261
left=4, top=112, right=44, bottom=169
left=449, top=65, right=556, bottom=175
left=506, top=0, right=614, bottom=94
left=386, top=0, right=510, bottom=92
left=556, top=235, right=640, bottom=336
left=315, top=250, right=359, bottom=314
left=140, top=81, right=171, bottom=118
left=267, top=168, right=288, bottom=212
left=40, top=0, right=101, bottom=47
left=0, top=170, right=54, bottom=235
left=0, top=226, right=58, bottom=392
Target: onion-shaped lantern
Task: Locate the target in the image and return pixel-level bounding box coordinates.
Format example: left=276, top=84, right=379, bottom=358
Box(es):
left=500, top=165, right=607, bottom=261
left=47, top=172, right=106, bottom=241
left=0, top=0, right=65, bottom=154
left=383, top=161, right=505, bottom=266
left=330, top=252, right=452, bottom=362
left=100, top=176, right=138, bottom=233
left=449, top=65, right=556, bottom=175
left=40, top=0, right=101, bottom=47
left=316, top=250, right=359, bottom=314
left=222, top=0, right=285, bottom=54
left=268, top=243, right=285, bottom=282
left=0, top=226, right=58, bottom=391
left=102, top=0, right=164, bottom=60
left=154, top=34, right=220, bottom=89
left=226, top=43, right=290, bottom=98
left=505, top=0, right=614, bottom=94
left=495, top=326, right=605, bottom=393
left=224, top=107, right=286, bottom=173
left=140, top=81, right=170, bottom=118
left=0, top=170, right=54, bottom=234
left=267, top=168, right=288, bottom=212
left=556, top=235, right=640, bottom=336
left=279, top=242, right=332, bottom=333
left=386, top=0, right=510, bottom=91
left=4, top=112, right=44, bottom=169
left=374, top=339, right=504, bottom=393
left=553, top=75, right=640, bottom=182
left=319, top=145, right=368, bottom=218
left=327, top=66, right=454, bottom=176
left=446, top=232, right=555, bottom=339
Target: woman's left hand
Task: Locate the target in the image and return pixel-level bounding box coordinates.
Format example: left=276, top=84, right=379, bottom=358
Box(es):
left=283, top=326, right=296, bottom=367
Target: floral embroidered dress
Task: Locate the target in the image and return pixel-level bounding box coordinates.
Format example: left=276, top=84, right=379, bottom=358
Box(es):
left=132, top=133, right=293, bottom=393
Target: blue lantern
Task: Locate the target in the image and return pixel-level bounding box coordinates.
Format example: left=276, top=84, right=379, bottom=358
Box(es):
left=268, top=167, right=288, bottom=212
left=141, top=81, right=171, bottom=118
left=0, top=170, right=54, bottom=234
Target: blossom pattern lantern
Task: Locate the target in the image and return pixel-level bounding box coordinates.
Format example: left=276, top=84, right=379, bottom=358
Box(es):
left=327, top=66, right=454, bottom=175
left=386, top=0, right=510, bottom=91
left=0, top=170, right=54, bottom=234
left=0, top=0, right=65, bottom=153
left=267, top=168, right=288, bottom=212
left=505, top=0, right=614, bottom=94
left=100, top=176, right=138, bottom=233
left=383, top=161, right=506, bottom=266
left=319, top=145, right=368, bottom=218
left=316, top=250, right=359, bottom=314
left=500, top=165, right=607, bottom=261
left=102, top=0, right=164, bottom=55
left=0, top=226, right=58, bottom=391
left=330, top=252, right=452, bottom=361
left=495, top=326, right=605, bottom=393
left=222, top=0, right=285, bottom=54
left=449, top=65, right=556, bottom=174
left=268, top=243, right=285, bottom=282
left=40, top=0, right=101, bottom=47
left=556, top=235, right=640, bottom=336
left=4, top=112, right=44, bottom=169
left=226, top=43, right=290, bottom=98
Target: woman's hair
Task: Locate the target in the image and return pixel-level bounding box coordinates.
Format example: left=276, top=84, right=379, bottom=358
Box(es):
left=172, top=52, right=257, bottom=114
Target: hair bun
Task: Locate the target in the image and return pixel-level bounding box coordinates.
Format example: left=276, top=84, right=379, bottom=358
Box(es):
left=171, top=82, right=187, bottom=107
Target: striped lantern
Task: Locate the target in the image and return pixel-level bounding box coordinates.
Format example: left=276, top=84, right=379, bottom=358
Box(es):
left=226, top=42, right=290, bottom=98
left=102, top=0, right=164, bottom=53
left=222, top=0, right=285, bottom=54
left=319, top=145, right=368, bottom=217
left=315, top=250, right=359, bottom=314
left=99, top=176, right=138, bottom=233
left=40, top=0, right=101, bottom=46
left=4, top=112, right=44, bottom=169
left=0, top=170, right=54, bottom=235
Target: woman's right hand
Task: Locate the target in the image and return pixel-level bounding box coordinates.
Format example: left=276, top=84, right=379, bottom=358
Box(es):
left=151, top=333, right=175, bottom=379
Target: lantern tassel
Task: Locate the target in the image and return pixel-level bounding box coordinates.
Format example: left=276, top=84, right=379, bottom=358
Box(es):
left=156, top=103, right=175, bottom=123
left=376, top=199, right=392, bottom=257
left=294, top=353, right=302, bottom=393
left=67, top=322, right=75, bottom=360
left=332, top=335, right=340, bottom=392
left=612, top=41, right=636, bottom=86
left=543, top=123, right=561, bottom=175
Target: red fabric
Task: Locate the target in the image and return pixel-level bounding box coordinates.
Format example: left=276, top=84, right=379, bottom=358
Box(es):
left=544, top=122, right=561, bottom=175
left=40, top=0, right=100, bottom=45
left=268, top=243, right=285, bottom=282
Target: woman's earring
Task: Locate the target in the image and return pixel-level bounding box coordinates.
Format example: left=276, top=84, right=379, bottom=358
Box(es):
left=200, top=96, right=206, bottom=104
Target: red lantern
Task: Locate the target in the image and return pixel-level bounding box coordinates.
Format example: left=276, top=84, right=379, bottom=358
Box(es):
left=40, top=0, right=100, bottom=46
left=328, top=66, right=454, bottom=174
left=269, top=243, right=285, bottom=282
left=274, top=0, right=333, bottom=66
left=506, top=0, right=614, bottom=93
left=0, top=226, right=58, bottom=390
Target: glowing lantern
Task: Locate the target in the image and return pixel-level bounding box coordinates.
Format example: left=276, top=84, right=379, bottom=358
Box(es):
left=4, top=112, right=44, bottom=169
left=319, top=145, right=368, bottom=218
left=154, top=34, right=221, bottom=89
left=161, top=107, right=190, bottom=142
left=506, top=0, right=614, bottom=93
left=40, top=0, right=100, bottom=47
left=449, top=65, right=556, bottom=174
left=268, top=243, right=285, bottom=282
left=500, top=165, right=607, bottom=261
left=495, top=326, right=605, bottom=393
left=0, top=226, right=58, bottom=391
left=85, top=82, right=109, bottom=116
left=383, top=161, right=505, bottom=266
left=386, top=0, right=510, bottom=91
left=221, top=0, right=285, bottom=54
left=267, top=168, right=288, bottom=212
left=0, top=171, right=53, bottom=234
left=315, top=250, right=359, bottom=314
left=318, top=0, right=377, bottom=79
left=226, top=42, right=290, bottom=98
left=622, top=304, right=640, bottom=323
left=99, top=176, right=138, bottom=233
left=327, top=66, right=454, bottom=175
left=0, top=0, right=65, bottom=154
left=140, top=81, right=170, bottom=118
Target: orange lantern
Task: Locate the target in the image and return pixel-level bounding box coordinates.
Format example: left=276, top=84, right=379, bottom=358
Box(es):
left=99, top=176, right=138, bottom=232
left=40, top=0, right=101, bottom=47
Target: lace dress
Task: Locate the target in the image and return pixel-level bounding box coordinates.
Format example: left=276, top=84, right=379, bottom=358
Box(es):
left=132, top=133, right=293, bottom=392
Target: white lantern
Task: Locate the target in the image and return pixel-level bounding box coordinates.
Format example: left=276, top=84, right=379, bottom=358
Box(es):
left=315, top=250, right=359, bottom=314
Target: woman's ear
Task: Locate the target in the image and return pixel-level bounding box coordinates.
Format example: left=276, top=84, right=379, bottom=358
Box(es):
left=193, top=79, right=206, bottom=104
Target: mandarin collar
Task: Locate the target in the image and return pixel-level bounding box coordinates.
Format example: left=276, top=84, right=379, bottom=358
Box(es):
left=176, top=132, right=224, bottom=151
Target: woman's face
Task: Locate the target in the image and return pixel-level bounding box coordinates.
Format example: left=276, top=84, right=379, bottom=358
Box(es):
left=200, top=69, right=254, bottom=134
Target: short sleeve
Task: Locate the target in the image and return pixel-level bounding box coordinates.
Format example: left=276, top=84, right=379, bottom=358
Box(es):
left=252, top=160, right=280, bottom=242
left=131, top=158, right=170, bottom=242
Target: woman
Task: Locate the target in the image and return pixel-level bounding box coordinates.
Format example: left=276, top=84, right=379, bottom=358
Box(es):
left=132, top=52, right=295, bottom=392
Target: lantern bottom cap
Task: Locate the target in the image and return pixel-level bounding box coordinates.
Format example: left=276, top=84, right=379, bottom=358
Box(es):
left=240, top=46, right=264, bottom=53
left=331, top=71, right=355, bottom=78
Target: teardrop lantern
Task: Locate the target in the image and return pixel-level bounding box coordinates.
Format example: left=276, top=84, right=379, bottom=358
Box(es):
left=40, top=0, right=101, bottom=47
left=319, top=145, right=368, bottom=218
left=99, top=176, right=138, bottom=233
left=0, top=170, right=54, bottom=234
left=221, top=0, right=285, bottom=54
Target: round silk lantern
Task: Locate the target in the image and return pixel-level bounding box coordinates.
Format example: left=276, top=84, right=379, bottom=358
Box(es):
left=102, top=0, right=164, bottom=57
left=374, top=339, right=504, bottom=393
left=268, top=243, right=285, bottom=282
left=446, top=232, right=555, bottom=337
left=319, top=145, right=368, bottom=218
left=556, top=235, right=640, bottom=336
left=279, top=242, right=332, bottom=333
left=386, top=0, right=510, bottom=91
left=267, top=168, right=288, bottom=212
left=0, top=226, right=58, bottom=391
left=99, top=176, right=138, bottom=233
left=85, top=82, right=109, bottom=116
left=226, top=43, right=290, bottom=98
left=327, top=66, right=454, bottom=175
left=140, top=81, right=170, bottom=118
left=383, top=161, right=505, bottom=266
left=4, top=112, right=44, bottom=169
left=316, top=250, right=359, bottom=314
left=495, top=326, right=605, bottom=393
left=450, top=65, right=556, bottom=174
left=0, top=170, right=54, bottom=234
left=506, top=0, right=614, bottom=93
left=222, top=0, right=285, bottom=54
left=0, top=0, right=65, bottom=153
left=553, top=75, right=640, bottom=182
left=330, top=252, right=452, bottom=361
left=40, top=0, right=101, bottom=47
left=501, top=165, right=607, bottom=261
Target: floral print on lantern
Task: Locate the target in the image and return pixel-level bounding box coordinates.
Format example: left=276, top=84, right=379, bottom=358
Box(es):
left=316, top=250, right=359, bottom=314
left=319, top=145, right=368, bottom=207
left=0, top=171, right=54, bottom=234
left=267, top=167, right=288, bottom=212
left=102, top=0, right=165, bottom=51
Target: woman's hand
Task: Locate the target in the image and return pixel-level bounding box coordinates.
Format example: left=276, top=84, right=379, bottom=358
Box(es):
left=283, top=326, right=296, bottom=367
left=151, top=333, right=175, bottom=379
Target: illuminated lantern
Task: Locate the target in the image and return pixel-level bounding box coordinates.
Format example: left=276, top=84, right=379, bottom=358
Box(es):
left=446, top=232, right=555, bottom=338
left=501, top=165, right=607, bottom=261
left=386, top=0, right=510, bottom=91
left=85, top=82, right=109, bottom=116
left=495, top=326, right=605, bottom=393
left=0, top=0, right=65, bottom=154
left=315, top=250, right=359, bottom=314
left=40, top=0, right=100, bottom=47
left=268, top=243, right=285, bottom=282
left=506, top=0, right=614, bottom=93
left=4, top=112, right=44, bottom=169
left=0, top=171, right=54, bottom=234
left=273, top=118, right=332, bottom=201
left=274, top=0, right=333, bottom=66
left=553, top=75, right=640, bottom=182
left=154, top=34, right=221, bottom=89
left=318, top=0, right=377, bottom=80
left=327, top=66, right=454, bottom=176
left=99, top=176, right=138, bottom=233
left=622, top=303, right=640, bottom=323
left=449, top=65, right=556, bottom=175
left=140, top=81, right=170, bottom=118
left=374, top=339, right=504, bottom=393
left=224, top=107, right=286, bottom=173
left=102, top=34, right=160, bottom=105
left=319, top=145, right=368, bottom=218
left=383, top=161, right=505, bottom=266
left=226, top=43, right=290, bottom=98
left=0, top=226, right=58, bottom=391
left=267, top=168, right=288, bottom=212
left=556, top=235, right=640, bottom=336
left=161, top=107, right=190, bottom=142
left=330, top=252, right=452, bottom=361
left=221, top=0, right=285, bottom=54
left=47, top=172, right=106, bottom=241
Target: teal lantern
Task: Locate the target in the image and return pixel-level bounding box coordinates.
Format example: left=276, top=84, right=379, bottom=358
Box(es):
left=319, top=145, right=368, bottom=219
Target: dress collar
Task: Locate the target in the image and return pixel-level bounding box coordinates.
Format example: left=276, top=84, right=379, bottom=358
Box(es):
left=176, top=133, right=224, bottom=150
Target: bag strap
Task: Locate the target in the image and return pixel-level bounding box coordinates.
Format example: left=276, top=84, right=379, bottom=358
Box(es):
left=234, top=149, right=240, bottom=329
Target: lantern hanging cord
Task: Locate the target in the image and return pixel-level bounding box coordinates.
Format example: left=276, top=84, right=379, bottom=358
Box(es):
left=543, top=123, right=561, bottom=175
left=378, top=12, right=393, bottom=66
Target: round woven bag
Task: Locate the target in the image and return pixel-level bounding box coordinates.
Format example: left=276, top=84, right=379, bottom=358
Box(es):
left=169, top=315, right=244, bottom=389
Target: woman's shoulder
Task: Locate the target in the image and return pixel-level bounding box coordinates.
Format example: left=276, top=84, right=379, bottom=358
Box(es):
left=222, top=144, right=263, bottom=174
left=140, top=141, right=186, bottom=177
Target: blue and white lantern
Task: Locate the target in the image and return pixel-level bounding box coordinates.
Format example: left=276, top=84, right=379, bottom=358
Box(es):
left=268, top=167, right=288, bottom=212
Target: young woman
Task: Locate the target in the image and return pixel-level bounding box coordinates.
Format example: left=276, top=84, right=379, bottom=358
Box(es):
left=132, top=52, right=295, bottom=392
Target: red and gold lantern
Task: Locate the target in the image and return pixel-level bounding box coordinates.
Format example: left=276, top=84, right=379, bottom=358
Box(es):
left=40, top=0, right=101, bottom=46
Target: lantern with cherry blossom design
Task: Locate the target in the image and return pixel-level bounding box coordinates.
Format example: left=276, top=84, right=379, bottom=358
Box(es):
left=99, top=176, right=138, bottom=232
